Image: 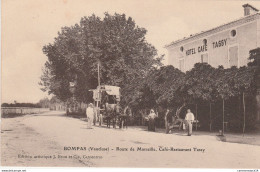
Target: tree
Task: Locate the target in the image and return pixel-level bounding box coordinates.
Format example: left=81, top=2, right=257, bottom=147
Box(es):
left=128, top=65, right=185, bottom=125
left=130, top=66, right=185, bottom=109
left=150, top=66, right=185, bottom=106
left=248, top=47, right=260, bottom=67
left=181, top=63, right=216, bottom=102
left=38, top=97, right=50, bottom=108
left=40, top=13, right=163, bottom=103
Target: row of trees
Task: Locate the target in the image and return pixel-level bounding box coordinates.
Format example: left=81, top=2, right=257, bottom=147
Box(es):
left=1, top=96, right=63, bottom=109
left=37, top=96, right=64, bottom=109
left=130, top=62, right=258, bottom=131
left=1, top=102, right=42, bottom=108
left=134, top=63, right=257, bottom=108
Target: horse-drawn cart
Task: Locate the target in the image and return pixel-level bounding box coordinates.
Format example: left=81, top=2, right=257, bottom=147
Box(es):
left=91, top=85, right=126, bottom=128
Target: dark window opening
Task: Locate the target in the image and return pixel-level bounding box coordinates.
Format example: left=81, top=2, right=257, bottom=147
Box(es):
left=203, top=39, right=207, bottom=45
left=231, top=30, right=236, bottom=37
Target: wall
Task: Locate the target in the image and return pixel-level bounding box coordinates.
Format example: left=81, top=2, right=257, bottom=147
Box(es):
left=167, top=20, right=259, bottom=72
left=1, top=107, right=50, bottom=116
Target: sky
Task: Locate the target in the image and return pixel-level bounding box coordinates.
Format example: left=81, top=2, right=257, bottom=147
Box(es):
left=2, top=0, right=260, bottom=103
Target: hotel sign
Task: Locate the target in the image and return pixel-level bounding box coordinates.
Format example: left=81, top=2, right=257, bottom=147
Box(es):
left=212, top=38, right=227, bottom=49
left=185, top=38, right=228, bottom=56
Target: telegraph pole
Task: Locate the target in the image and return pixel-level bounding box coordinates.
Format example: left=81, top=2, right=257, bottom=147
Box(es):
left=97, top=60, right=101, bottom=125
left=98, top=60, right=101, bottom=87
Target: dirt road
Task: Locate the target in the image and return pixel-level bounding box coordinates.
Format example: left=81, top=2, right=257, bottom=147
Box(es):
left=1, top=111, right=259, bottom=168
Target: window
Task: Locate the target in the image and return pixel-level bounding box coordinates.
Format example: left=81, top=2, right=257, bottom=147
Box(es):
left=203, top=39, right=207, bottom=45
left=229, top=46, right=238, bottom=67
left=179, top=59, right=184, bottom=71
left=201, top=54, right=208, bottom=63
left=180, top=46, right=184, bottom=52
left=230, top=30, right=237, bottom=37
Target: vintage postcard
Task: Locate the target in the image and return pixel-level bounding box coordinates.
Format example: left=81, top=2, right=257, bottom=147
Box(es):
left=1, top=0, right=260, bottom=170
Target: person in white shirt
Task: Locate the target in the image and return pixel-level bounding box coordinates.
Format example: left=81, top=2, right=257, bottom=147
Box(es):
left=185, top=109, right=195, bottom=136
left=148, top=109, right=157, bottom=132
left=86, top=103, right=95, bottom=129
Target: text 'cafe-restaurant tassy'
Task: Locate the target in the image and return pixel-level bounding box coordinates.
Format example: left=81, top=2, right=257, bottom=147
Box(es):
left=165, top=4, right=260, bottom=72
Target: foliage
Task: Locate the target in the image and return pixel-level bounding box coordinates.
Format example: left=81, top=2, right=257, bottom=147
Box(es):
left=248, top=47, right=260, bottom=67
left=213, top=66, right=257, bottom=100
left=37, top=96, right=64, bottom=108
left=134, top=62, right=256, bottom=108
left=147, top=66, right=185, bottom=106
left=1, top=97, right=64, bottom=108
left=38, top=97, right=50, bottom=108
left=131, top=61, right=257, bottom=131
left=1, top=102, right=41, bottom=108
left=125, top=65, right=185, bottom=115
left=180, top=63, right=216, bottom=103
left=40, top=13, right=163, bottom=103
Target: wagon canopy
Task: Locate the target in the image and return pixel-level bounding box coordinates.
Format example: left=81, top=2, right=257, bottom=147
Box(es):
left=103, top=85, right=120, bottom=97
left=93, top=85, right=120, bottom=102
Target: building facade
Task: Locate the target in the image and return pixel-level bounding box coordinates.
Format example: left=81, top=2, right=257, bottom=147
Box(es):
left=165, top=4, right=260, bottom=72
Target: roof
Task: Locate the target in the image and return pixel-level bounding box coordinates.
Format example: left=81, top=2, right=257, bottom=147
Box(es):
left=165, top=12, right=260, bottom=48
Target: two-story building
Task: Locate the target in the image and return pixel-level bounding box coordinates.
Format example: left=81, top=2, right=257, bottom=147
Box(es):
left=165, top=4, right=260, bottom=122
left=165, top=4, right=260, bottom=72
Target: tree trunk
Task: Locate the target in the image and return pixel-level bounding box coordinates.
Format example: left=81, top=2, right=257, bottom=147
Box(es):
left=222, top=98, right=225, bottom=136
left=209, top=103, right=212, bottom=132
left=238, top=95, right=241, bottom=129
left=243, top=92, right=246, bottom=136
left=196, top=104, right=198, bottom=131
left=175, top=103, right=186, bottom=119
left=140, top=109, right=147, bottom=126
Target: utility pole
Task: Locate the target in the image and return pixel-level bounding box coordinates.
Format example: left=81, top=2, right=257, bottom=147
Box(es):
left=97, top=60, right=101, bottom=125
left=98, top=60, right=101, bottom=87
left=242, top=92, right=246, bottom=137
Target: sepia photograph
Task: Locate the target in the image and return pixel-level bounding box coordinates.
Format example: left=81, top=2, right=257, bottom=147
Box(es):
left=1, top=0, right=260, bottom=170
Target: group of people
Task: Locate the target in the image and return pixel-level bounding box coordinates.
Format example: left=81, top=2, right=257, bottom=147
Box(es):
left=87, top=103, right=195, bottom=136
left=147, top=108, right=195, bottom=136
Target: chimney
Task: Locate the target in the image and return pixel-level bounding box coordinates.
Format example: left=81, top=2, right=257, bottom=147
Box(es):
left=243, top=4, right=259, bottom=16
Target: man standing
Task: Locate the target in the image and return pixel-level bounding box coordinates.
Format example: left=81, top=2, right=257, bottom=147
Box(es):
left=148, top=109, right=157, bottom=132
left=86, top=103, right=95, bottom=129
left=185, top=109, right=195, bottom=136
